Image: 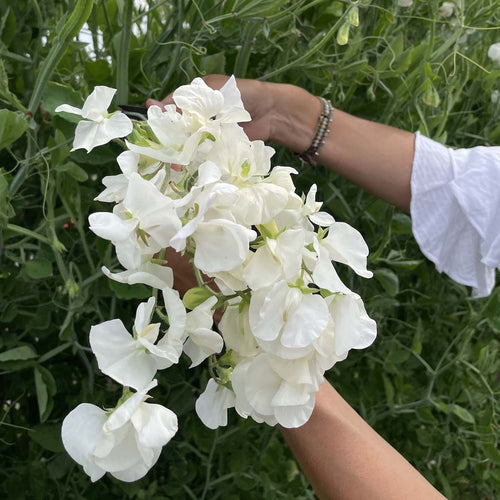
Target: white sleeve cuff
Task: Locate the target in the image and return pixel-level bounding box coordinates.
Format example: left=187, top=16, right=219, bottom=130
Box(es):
left=410, top=132, right=500, bottom=297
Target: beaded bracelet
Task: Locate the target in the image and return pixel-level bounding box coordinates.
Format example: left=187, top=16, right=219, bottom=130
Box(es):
left=297, top=97, right=333, bottom=167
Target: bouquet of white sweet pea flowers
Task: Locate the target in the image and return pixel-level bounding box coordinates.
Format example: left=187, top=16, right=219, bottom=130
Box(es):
left=56, top=76, right=377, bottom=483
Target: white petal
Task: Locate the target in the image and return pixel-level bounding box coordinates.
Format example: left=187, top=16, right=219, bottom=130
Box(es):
left=195, top=379, right=235, bottom=429
left=132, top=403, right=178, bottom=448
left=219, top=303, right=260, bottom=357
left=271, top=381, right=310, bottom=407
left=117, top=150, right=140, bottom=177
left=105, top=380, right=157, bottom=433
left=102, top=111, right=133, bottom=139
left=323, top=222, right=373, bottom=278
left=61, top=403, right=107, bottom=482
left=309, top=211, right=335, bottom=226
left=71, top=120, right=101, bottom=152
left=81, top=86, right=116, bottom=119
left=134, top=297, right=156, bottom=336
left=249, top=282, right=288, bottom=342
left=161, top=287, right=187, bottom=340
left=219, top=75, right=252, bottom=122
left=185, top=296, right=217, bottom=332
left=243, top=354, right=280, bottom=416
left=328, top=293, right=377, bottom=357
left=173, top=77, right=224, bottom=120
left=184, top=328, right=223, bottom=367
left=244, top=246, right=281, bottom=290
left=193, top=219, right=255, bottom=273
left=88, top=212, right=136, bottom=242
left=55, top=104, right=82, bottom=115
left=102, top=263, right=173, bottom=289
left=197, top=161, right=222, bottom=186
left=281, top=293, right=329, bottom=348
left=110, top=448, right=161, bottom=482
left=94, top=424, right=143, bottom=473
left=274, top=393, right=315, bottom=428
left=313, top=244, right=352, bottom=294
left=94, top=174, right=128, bottom=203
left=89, top=320, right=157, bottom=390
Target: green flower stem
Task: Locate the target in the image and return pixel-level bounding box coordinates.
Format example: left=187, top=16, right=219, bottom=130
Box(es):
left=59, top=195, right=96, bottom=272
left=192, top=262, right=205, bottom=287
left=233, top=19, right=259, bottom=77
left=159, top=0, right=185, bottom=95
left=116, top=0, right=133, bottom=105
left=10, top=0, right=93, bottom=198
left=5, top=224, right=51, bottom=245
left=260, top=15, right=344, bottom=80
left=28, top=0, right=94, bottom=116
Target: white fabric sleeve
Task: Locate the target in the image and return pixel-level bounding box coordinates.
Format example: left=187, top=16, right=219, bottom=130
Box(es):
left=410, top=132, right=500, bottom=298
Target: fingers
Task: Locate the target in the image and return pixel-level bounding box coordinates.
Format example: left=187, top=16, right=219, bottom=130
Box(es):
left=145, top=98, right=166, bottom=108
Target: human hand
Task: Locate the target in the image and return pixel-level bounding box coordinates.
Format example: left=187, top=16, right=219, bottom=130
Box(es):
left=146, top=74, right=321, bottom=153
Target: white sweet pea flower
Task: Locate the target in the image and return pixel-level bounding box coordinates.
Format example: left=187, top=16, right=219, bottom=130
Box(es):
left=243, top=228, right=305, bottom=290
left=321, top=293, right=377, bottom=363
left=55, top=86, right=132, bottom=152
left=312, top=222, right=372, bottom=293
left=62, top=380, right=177, bottom=482
left=183, top=296, right=223, bottom=367
left=89, top=293, right=186, bottom=390
left=231, top=354, right=316, bottom=428
left=438, top=2, right=455, bottom=18
left=488, top=43, right=500, bottom=64
left=125, top=104, right=200, bottom=165
left=304, top=185, right=335, bottom=226
left=195, top=379, right=235, bottom=429
left=249, top=280, right=329, bottom=350
left=170, top=177, right=256, bottom=274
left=95, top=151, right=164, bottom=203
left=89, top=173, right=181, bottom=270
left=173, top=75, right=251, bottom=127
left=219, top=300, right=260, bottom=358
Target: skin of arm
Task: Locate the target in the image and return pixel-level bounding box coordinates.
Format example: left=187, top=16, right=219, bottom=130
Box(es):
left=147, top=76, right=439, bottom=498
left=281, top=379, right=445, bottom=500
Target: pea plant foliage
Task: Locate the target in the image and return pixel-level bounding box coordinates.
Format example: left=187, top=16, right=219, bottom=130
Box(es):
left=58, top=77, right=376, bottom=482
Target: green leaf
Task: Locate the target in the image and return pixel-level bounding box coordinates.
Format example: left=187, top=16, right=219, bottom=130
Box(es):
left=55, top=162, right=89, bottom=182
left=450, top=404, right=475, bottom=424
left=34, top=365, right=57, bottom=422
left=108, top=280, right=152, bottom=299
left=373, top=268, right=399, bottom=297
left=0, top=7, right=17, bottom=46
left=183, top=287, right=215, bottom=310
left=483, top=289, right=500, bottom=333
left=41, top=82, right=82, bottom=120
left=0, top=57, right=25, bottom=111
left=0, top=345, right=38, bottom=362
left=199, top=52, right=226, bottom=75
left=0, top=167, right=15, bottom=226
left=38, top=342, right=72, bottom=363
left=482, top=442, right=500, bottom=465
left=30, top=423, right=64, bottom=453
left=0, top=109, right=28, bottom=150
left=382, top=374, right=395, bottom=407
left=25, top=258, right=53, bottom=279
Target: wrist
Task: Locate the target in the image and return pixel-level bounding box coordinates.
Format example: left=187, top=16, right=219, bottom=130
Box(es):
left=267, top=83, right=322, bottom=153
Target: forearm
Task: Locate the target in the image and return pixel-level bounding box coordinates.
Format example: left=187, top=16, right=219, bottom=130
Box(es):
left=268, top=83, right=414, bottom=212
left=280, top=380, right=445, bottom=500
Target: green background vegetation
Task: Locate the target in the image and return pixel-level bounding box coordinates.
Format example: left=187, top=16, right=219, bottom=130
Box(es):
left=0, top=0, right=499, bottom=498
